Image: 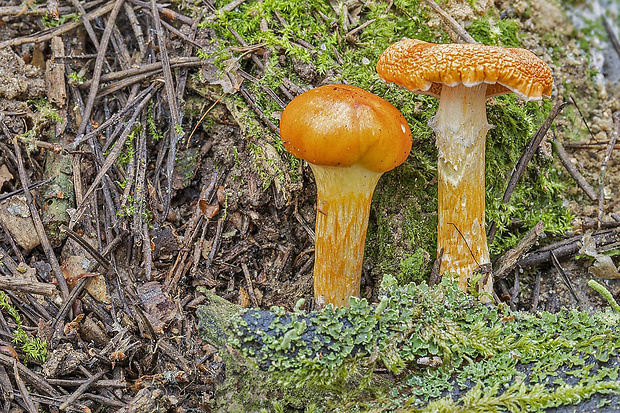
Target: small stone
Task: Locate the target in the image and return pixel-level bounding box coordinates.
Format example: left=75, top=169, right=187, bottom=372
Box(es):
left=0, top=195, right=40, bottom=250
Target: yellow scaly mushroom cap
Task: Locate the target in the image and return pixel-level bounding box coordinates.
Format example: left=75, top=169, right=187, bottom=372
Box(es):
left=376, top=39, right=553, bottom=101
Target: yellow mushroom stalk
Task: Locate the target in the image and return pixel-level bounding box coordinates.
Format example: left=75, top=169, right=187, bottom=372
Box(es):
left=431, top=83, right=492, bottom=290
left=377, top=39, right=553, bottom=300
left=280, top=85, right=412, bottom=308
left=311, top=164, right=382, bottom=308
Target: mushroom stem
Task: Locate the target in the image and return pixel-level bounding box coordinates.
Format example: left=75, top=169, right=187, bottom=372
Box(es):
left=430, top=83, right=493, bottom=298
left=310, top=164, right=382, bottom=308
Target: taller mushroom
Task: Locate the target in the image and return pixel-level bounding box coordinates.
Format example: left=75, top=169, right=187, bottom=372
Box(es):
left=280, top=84, right=412, bottom=308
left=377, top=39, right=553, bottom=299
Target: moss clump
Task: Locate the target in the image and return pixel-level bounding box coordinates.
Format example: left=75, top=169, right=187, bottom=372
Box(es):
left=468, top=17, right=522, bottom=47
left=196, top=290, right=323, bottom=412
left=0, top=291, right=48, bottom=362
left=227, top=276, right=620, bottom=411
left=397, top=248, right=431, bottom=285
left=485, top=96, right=573, bottom=253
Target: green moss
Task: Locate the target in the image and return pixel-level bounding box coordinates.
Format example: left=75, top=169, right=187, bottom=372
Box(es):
left=41, top=12, right=79, bottom=28
left=174, top=147, right=200, bottom=187
left=25, top=99, right=76, bottom=247
left=196, top=290, right=324, bottom=412
left=485, top=96, right=573, bottom=253
left=468, top=17, right=522, bottom=47
left=397, top=248, right=431, bottom=285
left=421, top=380, right=620, bottom=412
left=147, top=101, right=164, bottom=141
left=42, top=148, right=75, bottom=246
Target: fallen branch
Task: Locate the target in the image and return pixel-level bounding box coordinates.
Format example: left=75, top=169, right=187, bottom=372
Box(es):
left=0, top=277, right=56, bottom=296
left=516, top=229, right=620, bottom=268
left=493, top=221, right=544, bottom=280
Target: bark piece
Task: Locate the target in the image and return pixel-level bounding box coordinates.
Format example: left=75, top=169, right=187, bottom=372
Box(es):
left=136, top=282, right=178, bottom=334
left=42, top=343, right=88, bottom=377
left=45, top=36, right=66, bottom=106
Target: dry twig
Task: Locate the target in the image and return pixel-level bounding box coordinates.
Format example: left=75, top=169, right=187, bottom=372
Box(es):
left=422, top=0, right=477, bottom=44
left=0, top=2, right=115, bottom=49
left=13, top=361, right=37, bottom=413
left=0, top=277, right=56, bottom=296
left=517, top=229, right=620, bottom=268
left=59, top=370, right=107, bottom=411
left=76, top=0, right=125, bottom=137
left=70, top=88, right=156, bottom=227
left=1, top=122, right=69, bottom=301
left=494, top=221, right=544, bottom=280
left=597, top=112, right=620, bottom=222
left=553, top=135, right=599, bottom=201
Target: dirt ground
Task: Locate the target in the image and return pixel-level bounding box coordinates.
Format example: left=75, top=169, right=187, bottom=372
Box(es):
left=0, top=0, right=618, bottom=411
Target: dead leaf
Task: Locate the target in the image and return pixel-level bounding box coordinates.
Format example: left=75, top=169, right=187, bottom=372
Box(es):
left=150, top=226, right=179, bottom=260
left=579, top=232, right=620, bottom=279
left=64, top=314, right=84, bottom=338
left=57, top=272, right=97, bottom=289
left=579, top=232, right=598, bottom=258
left=136, top=282, right=178, bottom=334
left=200, top=63, right=238, bottom=95
left=199, top=201, right=219, bottom=218
left=60, top=255, right=96, bottom=289
left=78, top=316, right=110, bottom=347
left=589, top=254, right=620, bottom=279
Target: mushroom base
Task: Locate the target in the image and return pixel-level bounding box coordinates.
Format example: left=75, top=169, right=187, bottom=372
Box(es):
left=310, top=164, right=382, bottom=308
left=430, top=83, right=493, bottom=301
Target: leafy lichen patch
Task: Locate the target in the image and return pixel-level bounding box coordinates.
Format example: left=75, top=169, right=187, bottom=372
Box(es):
left=226, top=276, right=620, bottom=411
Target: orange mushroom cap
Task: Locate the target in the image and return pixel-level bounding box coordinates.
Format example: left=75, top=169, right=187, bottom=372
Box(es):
left=280, top=84, right=412, bottom=173
left=376, top=39, right=553, bottom=101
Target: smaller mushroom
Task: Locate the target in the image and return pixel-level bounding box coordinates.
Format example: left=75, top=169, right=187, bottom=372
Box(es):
left=280, top=84, right=412, bottom=308
left=377, top=39, right=553, bottom=300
